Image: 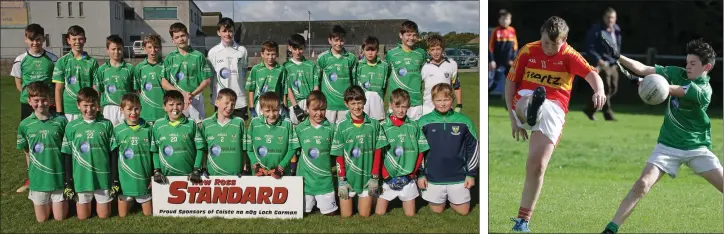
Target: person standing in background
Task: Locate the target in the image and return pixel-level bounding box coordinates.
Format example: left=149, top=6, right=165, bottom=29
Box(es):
left=488, top=9, right=518, bottom=97
left=584, top=7, right=622, bottom=121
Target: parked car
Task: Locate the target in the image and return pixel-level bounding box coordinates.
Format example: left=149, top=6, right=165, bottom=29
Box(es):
left=132, top=40, right=146, bottom=58
left=445, top=48, right=478, bottom=69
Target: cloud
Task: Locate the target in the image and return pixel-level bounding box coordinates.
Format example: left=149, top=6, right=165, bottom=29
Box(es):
left=195, top=1, right=480, bottom=34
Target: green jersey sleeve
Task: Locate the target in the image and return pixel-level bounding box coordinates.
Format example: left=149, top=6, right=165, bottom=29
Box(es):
left=416, top=123, right=430, bottom=153
left=682, top=82, right=712, bottom=106
left=51, top=57, right=66, bottom=83
left=245, top=67, right=256, bottom=94
left=375, top=123, right=388, bottom=150
left=313, top=63, right=321, bottom=89
left=654, top=65, right=684, bottom=82
left=330, top=125, right=343, bottom=156
left=61, top=125, right=72, bottom=155
left=200, top=59, right=213, bottom=80
left=16, top=122, right=27, bottom=150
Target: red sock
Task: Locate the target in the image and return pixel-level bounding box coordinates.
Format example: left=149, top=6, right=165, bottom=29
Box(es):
left=517, top=207, right=532, bottom=221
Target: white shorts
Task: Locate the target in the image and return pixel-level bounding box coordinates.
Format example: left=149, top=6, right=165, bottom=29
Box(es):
left=421, top=183, right=470, bottom=205
left=102, top=105, right=124, bottom=125
left=380, top=180, right=419, bottom=202
left=64, top=114, right=80, bottom=122
left=513, top=90, right=566, bottom=144
left=289, top=99, right=307, bottom=125
left=304, top=191, right=338, bottom=214
left=75, top=189, right=113, bottom=204
left=28, top=190, right=65, bottom=205
left=389, top=105, right=423, bottom=121
left=647, top=143, right=722, bottom=178
left=347, top=190, right=369, bottom=198
left=119, top=194, right=152, bottom=204
left=364, top=92, right=385, bottom=121
left=326, top=110, right=349, bottom=124
left=183, top=94, right=205, bottom=123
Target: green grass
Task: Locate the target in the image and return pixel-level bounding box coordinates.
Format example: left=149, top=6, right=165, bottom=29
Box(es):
left=488, top=99, right=723, bottom=233
left=0, top=73, right=480, bottom=233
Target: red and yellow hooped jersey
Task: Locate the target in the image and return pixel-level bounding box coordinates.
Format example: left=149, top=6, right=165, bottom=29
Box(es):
left=507, top=41, right=596, bottom=113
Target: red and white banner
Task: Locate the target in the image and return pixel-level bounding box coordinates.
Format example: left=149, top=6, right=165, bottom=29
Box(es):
left=152, top=176, right=304, bottom=219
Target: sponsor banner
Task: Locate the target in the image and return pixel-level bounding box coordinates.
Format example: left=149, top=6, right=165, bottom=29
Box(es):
left=1, top=0, right=28, bottom=28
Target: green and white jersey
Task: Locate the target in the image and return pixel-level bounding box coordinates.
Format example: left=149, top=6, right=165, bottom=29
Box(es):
left=16, top=113, right=67, bottom=192
left=317, top=49, right=357, bottom=110
left=61, top=116, right=115, bottom=192
left=11, top=50, right=58, bottom=104
left=244, top=117, right=299, bottom=172
left=385, top=45, right=426, bottom=106
left=330, top=113, right=388, bottom=193
left=201, top=113, right=246, bottom=176
left=294, top=119, right=335, bottom=195
left=354, top=57, right=390, bottom=98
left=162, top=48, right=213, bottom=93
left=134, top=59, right=166, bottom=121
left=284, top=58, right=320, bottom=106
left=654, top=65, right=713, bottom=150
left=150, top=116, right=206, bottom=176
left=380, top=115, right=429, bottom=178
left=95, top=61, right=134, bottom=107
left=110, top=119, right=154, bottom=197
left=52, top=52, right=99, bottom=114
left=245, top=63, right=286, bottom=105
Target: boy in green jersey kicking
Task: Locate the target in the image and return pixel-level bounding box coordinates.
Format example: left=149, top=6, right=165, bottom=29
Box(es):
left=245, top=92, right=299, bottom=178
left=200, top=88, right=247, bottom=176
left=134, top=35, right=166, bottom=124
left=52, top=25, right=99, bottom=122
left=246, top=41, right=288, bottom=119
left=95, top=35, right=134, bottom=125
left=355, top=36, right=390, bottom=121
left=285, top=34, right=320, bottom=125
left=317, top=25, right=357, bottom=123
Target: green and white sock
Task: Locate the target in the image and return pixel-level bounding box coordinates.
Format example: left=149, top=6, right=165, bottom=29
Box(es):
left=605, top=222, right=619, bottom=233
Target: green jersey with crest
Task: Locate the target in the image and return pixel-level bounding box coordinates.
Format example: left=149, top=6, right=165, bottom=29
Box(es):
left=385, top=45, right=426, bottom=106
left=330, top=113, right=388, bottom=193
left=150, top=116, right=206, bottom=176
left=246, top=63, right=286, bottom=105
left=317, top=49, right=357, bottom=111
left=134, top=59, right=166, bottom=121
left=380, top=115, right=429, bottom=178
left=61, top=117, right=115, bottom=192
left=13, top=51, right=58, bottom=104
left=17, top=113, right=67, bottom=192
left=52, top=52, right=99, bottom=114
left=295, top=119, right=335, bottom=195
left=284, top=58, right=320, bottom=106
left=201, top=114, right=246, bottom=176
left=110, top=119, right=154, bottom=196
left=244, top=117, right=299, bottom=172
left=95, top=61, right=134, bottom=107
left=355, top=57, right=390, bottom=98
left=162, top=48, right=213, bottom=93
left=654, top=65, right=713, bottom=150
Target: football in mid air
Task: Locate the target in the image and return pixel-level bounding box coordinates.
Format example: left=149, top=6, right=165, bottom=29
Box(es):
left=638, top=74, right=669, bottom=105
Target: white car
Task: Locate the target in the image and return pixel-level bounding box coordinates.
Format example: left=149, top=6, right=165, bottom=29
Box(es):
left=132, top=40, right=146, bottom=58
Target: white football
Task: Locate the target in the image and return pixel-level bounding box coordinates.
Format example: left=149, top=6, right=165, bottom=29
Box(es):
left=638, top=74, right=669, bottom=105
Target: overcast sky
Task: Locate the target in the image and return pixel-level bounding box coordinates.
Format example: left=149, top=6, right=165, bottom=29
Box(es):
left=195, top=1, right=480, bottom=34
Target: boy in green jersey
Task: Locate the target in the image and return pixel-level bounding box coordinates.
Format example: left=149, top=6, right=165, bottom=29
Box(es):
left=150, top=90, right=207, bottom=184
left=385, top=20, right=426, bottom=120
left=111, top=93, right=154, bottom=217
left=246, top=41, right=288, bottom=119
left=95, top=35, right=134, bottom=125
left=376, top=89, right=429, bottom=217
left=317, top=25, right=357, bottom=123
left=17, top=83, right=68, bottom=222
left=134, top=35, right=166, bottom=124
left=601, top=39, right=723, bottom=234
left=331, top=85, right=388, bottom=217
left=200, top=88, right=246, bottom=176
left=52, top=25, right=99, bottom=122
left=285, top=34, right=320, bottom=125
left=160, top=23, right=212, bottom=125
left=245, top=92, right=299, bottom=178
left=295, top=91, right=338, bottom=215
left=355, top=36, right=390, bottom=121
left=61, top=87, right=115, bottom=220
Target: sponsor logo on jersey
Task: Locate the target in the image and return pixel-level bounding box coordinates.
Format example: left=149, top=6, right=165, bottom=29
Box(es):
left=257, top=146, right=268, bottom=157
left=176, top=72, right=185, bottom=81
left=68, top=76, right=77, bottom=84
left=294, top=79, right=301, bottom=88
left=144, top=82, right=153, bottom=91
left=33, top=143, right=45, bottom=153
left=351, top=147, right=361, bottom=158
left=308, top=147, right=320, bottom=159
left=163, top=145, right=174, bottom=156
left=107, top=85, right=117, bottom=93
left=394, top=145, right=404, bottom=157
left=364, top=81, right=370, bottom=89
left=399, top=68, right=407, bottom=76
left=123, top=148, right=134, bottom=159
left=220, top=67, right=231, bottom=79
left=329, top=72, right=338, bottom=81
left=210, top=144, right=221, bottom=157
left=80, top=141, right=91, bottom=153
left=523, top=68, right=572, bottom=90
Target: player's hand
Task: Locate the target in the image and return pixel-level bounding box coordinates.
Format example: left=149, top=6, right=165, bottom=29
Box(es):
left=366, top=176, right=380, bottom=196
left=271, top=166, right=284, bottom=179
left=464, top=177, right=475, bottom=189
left=592, top=91, right=606, bottom=111
left=110, top=180, right=122, bottom=198
left=337, top=177, right=352, bottom=200
left=601, top=34, right=620, bottom=60
left=454, top=104, right=463, bottom=113
left=63, top=179, right=76, bottom=200
left=182, top=92, right=192, bottom=110
left=188, top=168, right=204, bottom=183
left=489, top=61, right=497, bottom=70
left=417, top=177, right=428, bottom=191
left=250, top=108, right=258, bottom=118
left=510, top=119, right=528, bottom=141
left=293, top=105, right=306, bottom=121
left=152, top=168, right=168, bottom=184
left=616, top=61, right=643, bottom=85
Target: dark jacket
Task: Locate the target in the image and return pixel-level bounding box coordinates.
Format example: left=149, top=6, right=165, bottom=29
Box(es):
left=585, top=23, right=622, bottom=66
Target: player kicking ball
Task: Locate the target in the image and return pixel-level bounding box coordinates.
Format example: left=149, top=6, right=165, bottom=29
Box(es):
left=600, top=38, right=723, bottom=234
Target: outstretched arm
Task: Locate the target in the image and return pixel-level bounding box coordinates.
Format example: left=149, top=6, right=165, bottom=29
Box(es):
left=617, top=55, right=655, bottom=77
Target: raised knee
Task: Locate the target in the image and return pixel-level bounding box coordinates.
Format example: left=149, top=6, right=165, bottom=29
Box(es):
left=633, top=179, right=652, bottom=195
left=456, top=209, right=470, bottom=216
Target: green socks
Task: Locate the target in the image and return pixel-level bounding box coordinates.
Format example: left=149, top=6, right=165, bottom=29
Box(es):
left=605, top=222, right=619, bottom=233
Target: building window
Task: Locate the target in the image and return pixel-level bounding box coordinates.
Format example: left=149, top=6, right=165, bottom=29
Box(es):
left=45, top=34, right=50, bottom=47
left=79, top=2, right=84, bottom=17
left=68, top=2, right=72, bottom=17
left=56, top=2, right=61, bottom=17
left=124, top=7, right=135, bottom=20
left=143, top=7, right=177, bottom=20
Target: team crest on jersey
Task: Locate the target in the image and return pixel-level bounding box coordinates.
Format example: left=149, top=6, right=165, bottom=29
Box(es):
left=445, top=72, right=450, bottom=78
left=308, top=148, right=320, bottom=159
left=232, top=134, right=237, bottom=141
left=220, top=67, right=231, bottom=79
left=257, top=146, right=268, bottom=157
left=123, top=148, right=134, bottom=159
left=210, top=145, right=221, bottom=157
left=351, top=147, right=361, bottom=158
left=33, top=143, right=45, bottom=153
left=277, top=136, right=284, bottom=143
left=451, top=126, right=460, bottom=136
left=163, top=145, right=174, bottom=156
left=35, top=62, right=42, bottom=68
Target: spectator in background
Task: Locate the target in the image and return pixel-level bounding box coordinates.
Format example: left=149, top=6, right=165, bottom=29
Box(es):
left=488, top=9, right=518, bottom=97
left=584, top=7, right=622, bottom=121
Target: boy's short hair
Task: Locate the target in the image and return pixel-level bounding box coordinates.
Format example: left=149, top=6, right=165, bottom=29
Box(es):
left=400, top=20, right=419, bottom=34
left=120, top=93, right=141, bottom=109
left=288, top=34, right=306, bottom=50
left=390, top=88, right=411, bottom=106
left=540, top=16, right=569, bottom=41
left=24, top=24, right=44, bottom=41
left=362, top=36, right=379, bottom=51
left=431, top=83, right=455, bottom=99
left=686, top=39, right=717, bottom=67
left=217, top=88, right=238, bottom=102
left=217, top=17, right=235, bottom=31
left=163, top=90, right=184, bottom=105
left=426, top=34, right=444, bottom=49
left=261, top=40, right=279, bottom=54
left=499, top=9, right=511, bottom=18
left=169, top=22, right=188, bottom=37
left=143, top=34, right=162, bottom=47
left=306, top=90, right=328, bottom=110
left=67, top=25, right=85, bottom=37
left=106, top=35, right=124, bottom=48
left=77, top=87, right=99, bottom=104
left=344, top=85, right=366, bottom=103
left=259, top=92, right=281, bottom=110
left=329, top=25, right=346, bottom=39
left=26, top=82, right=51, bottom=99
